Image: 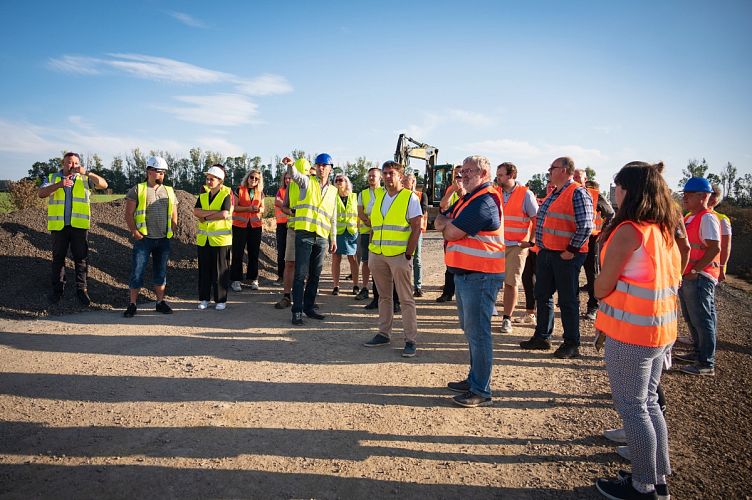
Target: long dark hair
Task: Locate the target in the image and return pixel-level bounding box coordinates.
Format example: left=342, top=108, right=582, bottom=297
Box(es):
left=600, top=161, right=681, bottom=244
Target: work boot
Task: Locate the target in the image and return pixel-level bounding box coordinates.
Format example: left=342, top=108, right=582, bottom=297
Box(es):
left=355, top=287, right=369, bottom=300
left=364, top=298, right=379, bottom=310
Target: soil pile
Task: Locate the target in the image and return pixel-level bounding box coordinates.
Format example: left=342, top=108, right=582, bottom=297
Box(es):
left=0, top=190, right=279, bottom=318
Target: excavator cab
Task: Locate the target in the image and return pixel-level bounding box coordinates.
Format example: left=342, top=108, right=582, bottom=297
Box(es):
left=431, top=164, right=454, bottom=204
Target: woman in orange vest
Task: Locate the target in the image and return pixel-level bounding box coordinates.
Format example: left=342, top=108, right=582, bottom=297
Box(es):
left=274, top=172, right=292, bottom=283
left=593, top=161, right=683, bottom=500
left=231, top=169, right=265, bottom=292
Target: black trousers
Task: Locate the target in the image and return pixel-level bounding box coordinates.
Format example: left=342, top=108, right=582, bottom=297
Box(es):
left=275, top=224, right=287, bottom=279
left=441, top=269, right=455, bottom=297
left=51, top=226, right=88, bottom=291
left=231, top=225, right=262, bottom=281
left=583, top=234, right=600, bottom=309
left=521, top=250, right=537, bottom=310
left=198, top=244, right=231, bottom=303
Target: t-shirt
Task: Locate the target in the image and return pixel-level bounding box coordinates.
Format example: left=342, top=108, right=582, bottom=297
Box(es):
left=685, top=212, right=721, bottom=282
left=195, top=191, right=232, bottom=211
left=126, top=184, right=178, bottom=239
left=40, top=171, right=98, bottom=227
left=451, top=184, right=501, bottom=237
left=358, top=187, right=380, bottom=215
left=379, top=189, right=422, bottom=220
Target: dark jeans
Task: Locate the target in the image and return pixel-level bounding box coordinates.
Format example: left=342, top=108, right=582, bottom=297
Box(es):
left=51, top=226, right=88, bottom=291
left=292, top=230, right=328, bottom=314
left=198, top=244, right=231, bottom=303
left=231, top=225, right=262, bottom=281
left=129, top=237, right=170, bottom=289
left=275, top=225, right=287, bottom=279
left=534, top=249, right=586, bottom=345
left=583, top=234, right=600, bottom=309
left=521, top=250, right=537, bottom=310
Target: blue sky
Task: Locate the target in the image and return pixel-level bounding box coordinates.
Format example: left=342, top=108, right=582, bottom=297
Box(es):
left=1, top=0, right=750, bottom=189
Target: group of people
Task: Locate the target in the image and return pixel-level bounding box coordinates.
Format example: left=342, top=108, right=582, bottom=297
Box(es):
left=40, top=150, right=730, bottom=500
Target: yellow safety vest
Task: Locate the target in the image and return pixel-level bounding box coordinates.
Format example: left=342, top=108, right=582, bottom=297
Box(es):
left=293, top=177, right=337, bottom=238
left=369, top=189, right=413, bottom=256
left=358, top=187, right=383, bottom=234
left=196, top=189, right=232, bottom=247
left=336, top=192, right=359, bottom=236
left=47, top=172, right=90, bottom=231
left=287, top=182, right=300, bottom=229
left=135, top=183, right=176, bottom=238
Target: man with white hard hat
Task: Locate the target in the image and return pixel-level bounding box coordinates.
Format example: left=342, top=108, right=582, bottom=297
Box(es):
left=123, top=156, right=179, bottom=317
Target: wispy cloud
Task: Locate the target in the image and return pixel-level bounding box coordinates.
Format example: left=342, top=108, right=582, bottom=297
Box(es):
left=235, top=74, right=294, bottom=96
left=403, top=108, right=495, bottom=138
left=0, top=119, right=55, bottom=153
left=161, top=94, right=259, bottom=126
left=465, top=137, right=607, bottom=172
left=168, top=11, right=207, bottom=29
left=47, top=55, right=102, bottom=75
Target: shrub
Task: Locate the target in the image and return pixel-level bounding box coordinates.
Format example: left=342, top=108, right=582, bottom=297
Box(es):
left=7, top=179, right=44, bottom=210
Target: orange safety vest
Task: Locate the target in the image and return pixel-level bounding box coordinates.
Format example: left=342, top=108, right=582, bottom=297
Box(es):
left=684, top=209, right=721, bottom=279
left=594, top=221, right=681, bottom=347
left=232, top=186, right=263, bottom=228
left=540, top=182, right=589, bottom=253
left=445, top=186, right=505, bottom=273
left=416, top=191, right=427, bottom=232
left=502, top=183, right=533, bottom=243
left=275, top=187, right=288, bottom=225
left=587, top=188, right=603, bottom=236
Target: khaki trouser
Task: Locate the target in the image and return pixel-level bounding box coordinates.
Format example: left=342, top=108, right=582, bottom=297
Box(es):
left=369, top=251, right=418, bottom=343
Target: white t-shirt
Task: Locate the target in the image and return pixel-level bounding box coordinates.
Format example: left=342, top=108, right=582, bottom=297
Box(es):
left=719, top=216, right=732, bottom=236
left=685, top=212, right=721, bottom=282
left=358, top=188, right=379, bottom=215
left=379, top=190, right=423, bottom=220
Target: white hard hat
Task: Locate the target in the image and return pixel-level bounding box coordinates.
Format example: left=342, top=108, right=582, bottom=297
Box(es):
left=146, top=156, right=168, bottom=170
left=206, top=165, right=225, bottom=181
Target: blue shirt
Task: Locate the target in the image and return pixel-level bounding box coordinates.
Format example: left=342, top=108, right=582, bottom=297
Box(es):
left=448, top=182, right=501, bottom=274
left=40, top=171, right=95, bottom=227
left=534, top=179, right=594, bottom=252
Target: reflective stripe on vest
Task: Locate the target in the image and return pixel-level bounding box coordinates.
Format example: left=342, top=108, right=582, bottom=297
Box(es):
left=594, top=221, right=681, bottom=347
left=47, top=173, right=90, bottom=231
left=540, top=182, right=588, bottom=252
left=233, top=186, right=263, bottom=228
left=501, top=183, right=532, bottom=243
left=275, top=187, right=288, bottom=225
left=683, top=209, right=721, bottom=279
left=135, top=183, right=175, bottom=238
left=293, top=177, right=337, bottom=238
left=197, top=189, right=232, bottom=247
left=336, top=192, right=359, bottom=236
left=369, top=189, right=412, bottom=256
left=445, top=186, right=505, bottom=274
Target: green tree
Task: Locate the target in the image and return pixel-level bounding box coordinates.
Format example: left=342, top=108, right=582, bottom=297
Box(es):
left=527, top=172, right=548, bottom=198
left=720, top=162, right=737, bottom=200
left=679, top=158, right=709, bottom=189
left=585, top=167, right=596, bottom=183
left=27, top=157, right=62, bottom=182
left=344, top=156, right=373, bottom=194
left=125, top=148, right=147, bottom=187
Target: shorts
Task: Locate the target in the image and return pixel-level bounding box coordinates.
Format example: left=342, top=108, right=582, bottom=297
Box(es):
left=359, top=233, right=371, bottom=262
left=504, top=244, right=529, bottom=287
left=284, top=227, right=296, bottom=261
left=336, top=231, right=358, bottom=255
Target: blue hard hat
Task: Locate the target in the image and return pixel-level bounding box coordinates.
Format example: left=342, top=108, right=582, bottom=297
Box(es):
left=683, top=177, right=712, bottom=193
left=315, top=153, right=333, bottom=166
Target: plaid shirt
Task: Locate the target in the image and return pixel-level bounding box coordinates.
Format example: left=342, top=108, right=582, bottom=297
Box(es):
left=535, top=179, right=594, bottom=251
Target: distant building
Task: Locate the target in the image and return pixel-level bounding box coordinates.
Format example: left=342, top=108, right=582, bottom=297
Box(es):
left=609, top=183, right=618, bottom=210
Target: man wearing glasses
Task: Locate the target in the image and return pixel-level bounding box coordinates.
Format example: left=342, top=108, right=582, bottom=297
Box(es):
left=519, top=157, right=593, bottom=359
left=123, top=156, right=178, bottom=317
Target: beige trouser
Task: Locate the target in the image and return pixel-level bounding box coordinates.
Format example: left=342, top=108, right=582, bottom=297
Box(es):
left=369, top=252, right=418, bottom=343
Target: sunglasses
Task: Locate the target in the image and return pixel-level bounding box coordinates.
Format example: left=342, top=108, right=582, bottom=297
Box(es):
left=335, top=178, right=345, bottom=183
left=248, top=176, right=260, bottom=180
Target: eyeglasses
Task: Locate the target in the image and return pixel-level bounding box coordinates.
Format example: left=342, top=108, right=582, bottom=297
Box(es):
left=548, top=166, right=564, bottom=173
left=335, top=178, right=345, bottom=183
left=459, top=168, right=477, bottom=176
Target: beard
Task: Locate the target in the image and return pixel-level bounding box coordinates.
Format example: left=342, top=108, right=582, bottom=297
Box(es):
left=154, top=177, right=163, bottom=185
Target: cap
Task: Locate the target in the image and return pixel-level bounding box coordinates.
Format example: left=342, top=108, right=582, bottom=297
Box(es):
left=146, top=156, right=168, bottom=171
left=683, top=177, right=712, bottom=193
left=206, top=166, right=225, bottom=181
left=293, top=158, right=311, bottom=175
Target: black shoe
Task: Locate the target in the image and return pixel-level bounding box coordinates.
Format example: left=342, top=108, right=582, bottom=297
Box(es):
left=292, top=312, right=304, bottom=325
left=553, top=343, right=580, bottom=359
left=355, top=288, right=369, bottom=300
left=304, top=310, right=326, bottom=320
left=364, top=333, right=391, bottom=347
left=595, top=476, right=658, bottom=499
left=48, top=289, right=64, bottom=304
left=452, top=391, right=492, bottom=408
left=393, top=303, right=401, bottom=314
left=447, top=380, right=470, bottom=393
left=155, top=300, right=173, bottom=314
left=274, top=296, right=291, bottom=309
left=616, top=471, right=670, bottom=500
left=331, top=286, right=339, bottom=296
left=673, top=351, right=698, bottom=363
left=123, top=303, right=137, bottom=318
left=519, top=336, right=552, bottom=350
left=364, top=299, right=379, bottom=310
left=76, top=289, right=91, bottom=306
left=345, top=273, right=352, bottom=280
left=436, top=294, right=453, bottom=303
left=313, top=303, right=320, bottom=310
left=353, top=286, right=360, bottom=295
left=414, top=287, right=424, bottom=297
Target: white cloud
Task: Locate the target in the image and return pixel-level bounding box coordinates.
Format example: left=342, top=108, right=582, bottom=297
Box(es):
left=466, top=139, right=542, bottom=158
left=161, top=94, right=259, bottom=126
left=168, top=11, right=207, bottom=28
left=46, top=55, right=103, bottom=75
left=0, top=119, right=55, bottom=153
left=235, top=74, right=293, bottom=96
left=195, top=136, right=244, bottom=156
left=402, top=109, right=494, bottom=138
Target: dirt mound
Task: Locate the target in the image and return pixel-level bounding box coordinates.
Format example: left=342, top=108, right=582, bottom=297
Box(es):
left=0, top=190, right=279, bottom=318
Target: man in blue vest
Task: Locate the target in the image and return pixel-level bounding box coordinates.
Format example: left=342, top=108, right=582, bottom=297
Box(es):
left=38, top=152, right=108, bottom=305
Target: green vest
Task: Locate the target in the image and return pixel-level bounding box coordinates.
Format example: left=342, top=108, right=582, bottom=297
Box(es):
left=196, top=189, right=232, bottom=247
left=368, top=189, right=413, bottom=256
left=135, top=183, right=176, bottom=238
left=293, top=177, right=337, bottom=238
left=358, top=187, right=383, bottom=235
left=287, top=182, right=300, bottom=229
left=47, top=172, right=90, bottom=231
left=336, top=192, right=359, bottom=236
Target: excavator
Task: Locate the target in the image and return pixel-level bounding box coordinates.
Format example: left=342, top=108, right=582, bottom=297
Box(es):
left=394, top=133, right=454, bottom=228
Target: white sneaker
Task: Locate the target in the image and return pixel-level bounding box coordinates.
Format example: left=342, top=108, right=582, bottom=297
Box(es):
left=616, top=445, right=631, bottom=461
left=231, top=281, right=242, bottom=292
left=250, top=280, right=259, bottom=290
left=215, top=302, right=226, bottom=311
left=197, top=300, right=209, bottom=310
left=513, top=313, right=536, bottom=325
left=500, top=318, right=513, bottom=333
left=603, top=427, right=627, bottom=444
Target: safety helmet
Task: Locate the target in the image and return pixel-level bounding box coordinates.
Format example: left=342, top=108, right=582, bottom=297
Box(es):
left=682, top=177, right=712, bottom=193
left=293, top=158, right=311, bottom=175
left=315, top=153, right=333, bottom=166
left=146, top=156, right=168, bottom=171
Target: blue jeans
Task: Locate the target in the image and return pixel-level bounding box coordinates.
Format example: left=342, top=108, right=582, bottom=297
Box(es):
left=534, top=249, right=586, bottom=345
left=679, top=275, right=717, bottom=367
left=292, top=230, right=328, bottom=314
left=413, top=233, right=423, bottom=289
left=129, top=237, right=170, bottom=289
left=455, top=272, right=504, bottom=399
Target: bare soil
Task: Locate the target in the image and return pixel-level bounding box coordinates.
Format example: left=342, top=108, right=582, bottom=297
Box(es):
left=0, top=201, right=750, bottom=499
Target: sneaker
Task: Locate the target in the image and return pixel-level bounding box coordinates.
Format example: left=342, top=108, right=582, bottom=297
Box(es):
left=519, top=336, right=552, bottom=350
left=553, top=343, right=580, bottom=359
left=304, top=310, right=326, bottom=320
left=274, top=296, right=291, bottom=309
left=249, top=280, right=259, bottom=290
left=353, top=286, right=360, bottom=295
left=617, top=445, right=631, bottom=461
left=585, top=307, right=598, bottom=321
left=513, top=313, right=536, bottom=325
left=402, top=341, right=417, bottom=357
left=331, top=286, right=339, bottom=296
left=393, top=302, right=401, bottom=314
left=198, top=300, right=210, bottom=310
left=123, top=303, right=137, bottom=318
left=364, top=299, right=378, bottom=310
left=436, top=294, right=453, bottom=303
left=345, top=273, right=352, bottom=280
left=364, top=333, right=391, bottom=347
left=447, top=380, right=471, bottom=393
left=679, top=363, right=715, bottom=376
left=48, top=288, right=64, bottom=304
left=595, top=475, right=656, bottom=499
left=500, top=318, right=513, bottom=334
left=231, top=281, right=242, bottom=292
left=452, top=391, right=492, bottom=408
left=603, top=427, right=628, bottom=444
left=673, top=352, right=697, bottom=363
left=155, top=301, right=173, bottom=314
left=413, top=287, right=424, bottom=297
left=292, top=312, right=304, bottom=325
left=355, top=288, right=369, bottom=300
left=616, top=471, right=670, bottom=500
left=76, top=289, right=92, bottom=306
left=215, top=302, right=226, bottom=311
